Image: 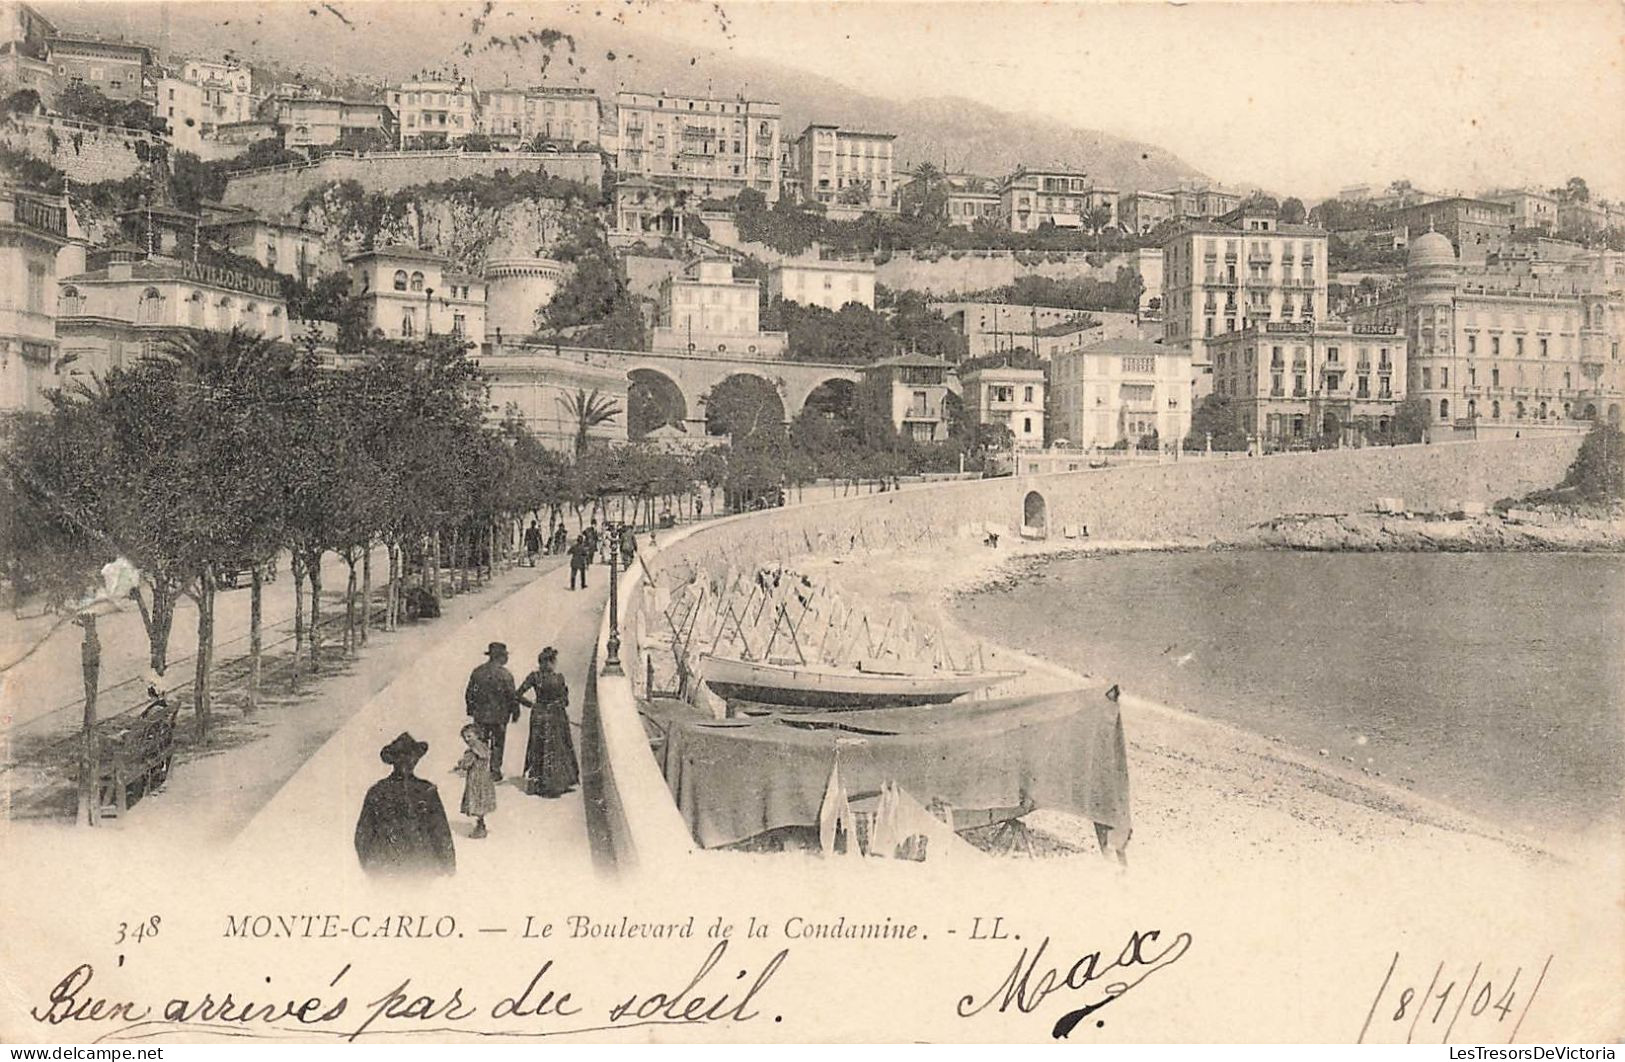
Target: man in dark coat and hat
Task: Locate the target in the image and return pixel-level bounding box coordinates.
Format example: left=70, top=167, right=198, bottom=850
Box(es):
left=465, top=642, right=520, bottom=781
left=354, top=732, right=456, bottom=877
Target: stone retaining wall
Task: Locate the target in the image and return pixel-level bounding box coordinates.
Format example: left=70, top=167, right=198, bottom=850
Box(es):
left=647, top=436, right=1583, bottom=580
left=0, top=114, right=155, bottom=183
left=222, top=151, right=604, bottom=213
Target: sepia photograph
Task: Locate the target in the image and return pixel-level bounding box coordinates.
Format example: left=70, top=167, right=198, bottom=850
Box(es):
left=0, top=0, right=1621, bottom=1047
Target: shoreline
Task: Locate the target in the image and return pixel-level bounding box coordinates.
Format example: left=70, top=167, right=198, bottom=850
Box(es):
left=795, top=534, right=1611, bottom=871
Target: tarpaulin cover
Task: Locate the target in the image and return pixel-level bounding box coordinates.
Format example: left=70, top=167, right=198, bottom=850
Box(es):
left=658, top=690, right=1131, bottom=849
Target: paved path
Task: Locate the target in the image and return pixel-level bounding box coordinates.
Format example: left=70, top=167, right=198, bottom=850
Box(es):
left=228, top=554, right=611, bottom=885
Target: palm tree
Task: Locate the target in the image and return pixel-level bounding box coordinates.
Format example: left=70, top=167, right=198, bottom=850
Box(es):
left=557, top=388, right=623, bottom=458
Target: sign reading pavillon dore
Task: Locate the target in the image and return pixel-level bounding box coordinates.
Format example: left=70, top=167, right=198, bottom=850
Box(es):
left=2, top=0, right=1622, bottom=1047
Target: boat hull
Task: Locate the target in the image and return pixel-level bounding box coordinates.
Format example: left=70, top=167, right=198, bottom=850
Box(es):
left=698, top=654, right=1020, bottom=709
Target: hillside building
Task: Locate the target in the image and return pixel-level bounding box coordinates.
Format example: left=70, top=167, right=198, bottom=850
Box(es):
left=784, top=124, right=897, bottom=215
left=654, top=257, right=786, bottom=357
left=1161, top=202, right=1330, bottom=396
left=961, top=365, right=1045, bottom=448
left=861, top=353, right=957, bottom=443
left=767, top=255, right=875, bottom=311
left=1049, top=337, right=1192, bottom=450
left=616, top=90, right=782, bottom=202
left=390, top=71, right=479, bottom=147
left=345, top=245, right=486, bottom=347
left=0, top=184, right=69, bottom=413
left=1205, top=320, right=1407, bottom=447
left=1346, top=231, right=1623, bottom=435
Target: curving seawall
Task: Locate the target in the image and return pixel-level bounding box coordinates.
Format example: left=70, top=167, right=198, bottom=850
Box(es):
left=582, top=435, right=1583, bottom=872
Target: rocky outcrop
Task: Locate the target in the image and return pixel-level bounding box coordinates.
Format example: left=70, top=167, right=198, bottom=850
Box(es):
left=290, top=185, right=593, bottom=274
left=1253, top=509, right=1625, bottom=552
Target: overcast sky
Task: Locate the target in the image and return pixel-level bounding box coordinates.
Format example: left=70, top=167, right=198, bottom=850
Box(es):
left=610, top=0, right=1624, bottom=200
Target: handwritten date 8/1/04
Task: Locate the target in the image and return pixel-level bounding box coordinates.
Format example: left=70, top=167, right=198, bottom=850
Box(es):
left=1358, top=951, right=1552, bottom=1045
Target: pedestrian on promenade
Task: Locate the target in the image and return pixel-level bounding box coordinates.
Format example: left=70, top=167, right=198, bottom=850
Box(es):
left=454, top=722, right=497, bottom=838
left=464, top=642, right=520, bottom=782
left=524, top=522, right=542, bottom=567
left=584, top=521, right=600, bottom=561
left=694, top=494, right=705, bottom=520
left=518, top=647, right=579, bottom=797
left=568, top=533, right=591, bottom=590
left=354, top=732, right=456, bottom=877
left=620, top=527, right=637, bottom=570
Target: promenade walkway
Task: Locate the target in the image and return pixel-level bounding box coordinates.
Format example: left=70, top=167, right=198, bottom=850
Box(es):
left=228, top=557, right=609, bottom=885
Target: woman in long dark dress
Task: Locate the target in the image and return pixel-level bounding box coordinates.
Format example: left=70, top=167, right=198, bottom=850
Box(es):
left=517, top=647, right=579, bottom=797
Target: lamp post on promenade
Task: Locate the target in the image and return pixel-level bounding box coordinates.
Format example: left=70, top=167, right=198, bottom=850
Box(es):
left=604, top=524, right=623, bottom=675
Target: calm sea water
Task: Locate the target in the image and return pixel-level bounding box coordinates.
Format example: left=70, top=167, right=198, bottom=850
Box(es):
left=951, top=551, right=1625, bottom=833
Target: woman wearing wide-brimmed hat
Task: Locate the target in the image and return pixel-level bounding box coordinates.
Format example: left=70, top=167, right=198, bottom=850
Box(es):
left=353, top=731, right=456, bottom=877
left=517, top=648, right=579, bottom=797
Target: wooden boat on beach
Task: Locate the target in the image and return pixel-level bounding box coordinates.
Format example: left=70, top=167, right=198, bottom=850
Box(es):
left=697, top=653, right=1021, bottom=709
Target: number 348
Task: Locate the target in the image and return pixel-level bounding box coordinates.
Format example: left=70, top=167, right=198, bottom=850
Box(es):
left=115, top=915, right=161, bottom=945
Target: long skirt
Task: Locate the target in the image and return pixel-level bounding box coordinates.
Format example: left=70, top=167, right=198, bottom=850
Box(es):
left=524, top=704, right=580, bottom=796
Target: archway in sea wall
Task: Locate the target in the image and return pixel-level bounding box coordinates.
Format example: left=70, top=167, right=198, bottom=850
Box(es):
left=1022, top=489, right=1048, bottom=538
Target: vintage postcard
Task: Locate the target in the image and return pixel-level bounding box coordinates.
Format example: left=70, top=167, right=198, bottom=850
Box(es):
left=1, top=0, right=1622, bottom=1046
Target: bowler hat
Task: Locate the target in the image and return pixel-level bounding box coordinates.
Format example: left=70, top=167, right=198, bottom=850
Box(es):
left=380, top=731, right=428, bottom=766
left=486, top=642, right=508, bottom=657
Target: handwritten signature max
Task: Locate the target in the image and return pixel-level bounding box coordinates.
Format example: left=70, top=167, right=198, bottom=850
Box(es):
left=31, top=930, right=1195, bottom=1041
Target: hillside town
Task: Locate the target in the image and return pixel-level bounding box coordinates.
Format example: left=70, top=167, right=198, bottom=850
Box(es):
left=3, top=0, right=1621, bottom=471
left=1, top=9, right=1623, bottom=1044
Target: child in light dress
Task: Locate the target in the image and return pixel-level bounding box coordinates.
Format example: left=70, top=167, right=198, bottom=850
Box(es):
left=454, top=722, right=497, bottom=838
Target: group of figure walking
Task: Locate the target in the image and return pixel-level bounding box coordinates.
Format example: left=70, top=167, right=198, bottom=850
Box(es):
left=524, top=522, right=570, bottom=566
left=352, top=641, right=580, bottom=877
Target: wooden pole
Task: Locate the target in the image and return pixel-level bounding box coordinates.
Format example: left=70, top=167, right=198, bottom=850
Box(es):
left=76, top=613, right=101, bottom=826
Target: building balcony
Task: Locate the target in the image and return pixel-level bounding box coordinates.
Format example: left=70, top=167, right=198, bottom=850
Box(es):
left=1356, top=361, right=1371, bottom=372
left=1282, top=278, right=1317, bottom=290
left=1247, top=253, right=1272, bottom=265
left=1292, top=389, right=1307, bottom=398
left=1203, top=277, right=1239, bottom=288
left=1270, top=388, right=1285, bottom=397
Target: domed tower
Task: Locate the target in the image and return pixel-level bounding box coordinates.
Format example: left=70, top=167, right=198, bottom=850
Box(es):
left=1405, top=230, right=1461, bottom=426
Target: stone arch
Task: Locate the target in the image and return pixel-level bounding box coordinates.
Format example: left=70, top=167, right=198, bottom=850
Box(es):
left=626, top=367, right=690, bottom=438
left=1023, top=490, right=1048, bottom=538
left=783, top=370, right=862, bottom=420
left=704, top=371, right=786, bottom=439
left=799, top=377, right=859, bottom=419
left=1609, top=403, right=1620, bottom=426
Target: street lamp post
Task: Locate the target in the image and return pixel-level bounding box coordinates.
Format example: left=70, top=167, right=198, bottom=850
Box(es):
left=604, top=524, right=622, bottom=675
left=425, top=287, right=435, bottom=336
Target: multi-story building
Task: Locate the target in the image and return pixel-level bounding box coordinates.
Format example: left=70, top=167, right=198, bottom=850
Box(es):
left=961, top=365, right=1045, bottom=448
left=1206, top=320, right=1406, bottom=447
left=616, top=90, right=782, bottom=202
left=155, top=75, right=208, bottom=151
left=1386, top=197, right=1514, bottom=265
left=1161, top=203, right=1330, bottom=396
left=1347, top=230, right=1623, bottom=434
left=175, top=59, right=254, bottom=127
left=1164, top=186, right=1241, bottom=221
left=390, top=72, right=479, bottom=146
left=477, top=85, right=600, bottom=149
left=260, top=96, right=397, bottom=148
left=55, top=257, right=291, bottom=387
left=345, top=245, right=486, bottom=347
left=767, top=255, right=875, bottom=311
left=199, top=204, right=329, bottom=283
left=942, top=185, right=1000, bottom=228
left=0, top=184, right=68, bottom=413
left=1482, top=188, right=1560, bottom=234
left=999, top=169, right=1118, bottom=233
left=933, top=300, right=1139, bottom=359
left=785, top=124, right=896, bottom=215
left=45, top=34, right=154, bottom=102
left=1556, top=199, right=1616, bottom=237
left=861, top=353, right=957, bottom=443
left=1049, top=337, right=1192, bottom=450
left=1120, top=191, right=1175, bottom=235
left=653, top=257, right=786, bottom=357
